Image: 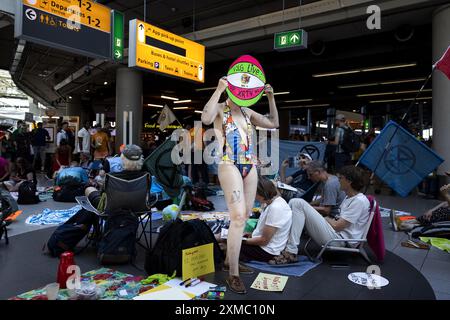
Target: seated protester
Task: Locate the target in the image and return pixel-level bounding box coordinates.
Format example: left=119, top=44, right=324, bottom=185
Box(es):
left=0, top=155, right=11, bottom=182
left=79, top=152, right=91, bottom=170
left=279, top=153, right=314, bottom=201
left=391, top=183, right=450, bottom=231
left=218, top=176, right=292, bottom=264
left=85, top=144, right=146, bottom=209
left=3, top=157, right=36, bottom=192
left=54, top=161, right=89, bottom=186
left=306, top=160, right=345, bottom=217
left=287, top=166, right=370, bottom=253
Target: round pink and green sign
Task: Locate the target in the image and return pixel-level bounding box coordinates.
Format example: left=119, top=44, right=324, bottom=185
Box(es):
left=226, top=55, right=266, bottom=107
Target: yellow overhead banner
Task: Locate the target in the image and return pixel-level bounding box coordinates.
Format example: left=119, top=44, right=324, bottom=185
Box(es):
left=23, top=0, right=111, bottom=33
left=129, top=19, right=205, bottom=83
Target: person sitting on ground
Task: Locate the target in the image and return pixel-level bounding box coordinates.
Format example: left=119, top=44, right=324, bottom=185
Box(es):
left=79, top=152, right=91, bottom=170
left=0, top=155, right=11, bottom=182
left=307, top=160, right=345, bottom=217
left=52, top=139, right=72, bottom=173
left=279, top=153, right=314, bottom=201
left=284, top=166, right=370, bottom=257
left=217, top=176, right=292, bottom=265
left=85, top=144, right=146, bottom=208
left=391, top=184, right=450, bottom=231
left=54, top=161, right=89, bottom=187
left=3, top=157, right=36, bottom=192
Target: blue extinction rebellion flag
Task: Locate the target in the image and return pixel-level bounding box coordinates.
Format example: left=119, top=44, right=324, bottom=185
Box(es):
left=359, top=121, right=444, bottom=197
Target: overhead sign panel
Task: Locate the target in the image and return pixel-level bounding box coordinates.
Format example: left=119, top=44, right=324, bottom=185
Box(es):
left=129, top=19, right=205, bottom=83
left=15, top=0, right=112, bottom=59
left=274, top=29, right=308, bottom=51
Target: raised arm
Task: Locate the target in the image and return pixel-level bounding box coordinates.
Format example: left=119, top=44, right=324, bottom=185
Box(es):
left=201, top=77, right=228, bottom=125
left=246, top=84, right=279, bottom=129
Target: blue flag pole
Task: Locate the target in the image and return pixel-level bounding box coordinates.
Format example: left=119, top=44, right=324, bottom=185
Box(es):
left=358, top=69, right=435, bottom=194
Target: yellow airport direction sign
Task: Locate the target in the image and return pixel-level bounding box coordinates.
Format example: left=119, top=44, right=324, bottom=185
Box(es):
left=23, top=0, right=111, bottom=33
left=129, top=19, right=205, bottom=83
left=16, top=0, right=112, bottom=59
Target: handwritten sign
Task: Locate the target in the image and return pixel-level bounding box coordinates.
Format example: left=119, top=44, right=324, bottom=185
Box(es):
left=226, top=55, right=266, bottom=107
left=182, top=243, right=215, bottom=280
left=250, top=272, right=288, bottom=292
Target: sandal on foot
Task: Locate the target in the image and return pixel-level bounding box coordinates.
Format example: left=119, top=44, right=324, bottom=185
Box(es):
left=226, top=275, right=247, bottom=294
left=269, top=251, right=298, bottom=265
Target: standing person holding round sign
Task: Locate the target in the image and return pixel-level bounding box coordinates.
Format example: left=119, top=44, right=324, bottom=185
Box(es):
left=201, top=55, right=279, bottom=294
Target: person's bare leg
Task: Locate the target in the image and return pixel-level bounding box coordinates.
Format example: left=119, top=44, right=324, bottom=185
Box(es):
left=218, top=163, right=246, bottom=276
left=243, top=166, right=257, bottom=219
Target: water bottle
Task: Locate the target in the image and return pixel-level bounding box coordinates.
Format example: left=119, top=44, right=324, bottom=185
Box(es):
left=57, top=251, right=75, bottom=289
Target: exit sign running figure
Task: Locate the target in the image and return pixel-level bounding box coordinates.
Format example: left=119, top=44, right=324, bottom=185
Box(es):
left=274, top=29, right=308, bottom=51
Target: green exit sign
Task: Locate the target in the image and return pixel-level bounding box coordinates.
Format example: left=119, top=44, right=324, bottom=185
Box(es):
left=274, top=29, right=308, bottom=51
left=112, top=10, right=124, bottom=62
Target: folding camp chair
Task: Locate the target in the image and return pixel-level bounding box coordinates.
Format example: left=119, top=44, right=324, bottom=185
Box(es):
left=76, top=172, right=158, bottom=251
left=304, top=197, right=377, bottom=264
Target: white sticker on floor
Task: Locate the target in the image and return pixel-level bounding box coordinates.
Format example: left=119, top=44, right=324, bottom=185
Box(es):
left=348, top=272, right=389, bottom=288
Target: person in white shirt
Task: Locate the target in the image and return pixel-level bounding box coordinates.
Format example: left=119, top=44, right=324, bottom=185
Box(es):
left=56, top=122, right=68, bottom=147
left=216, top=176, right=292, bottom=294
left=287, top=165, right=370, bottom=254
left=77, top=121, right=91, bottom=156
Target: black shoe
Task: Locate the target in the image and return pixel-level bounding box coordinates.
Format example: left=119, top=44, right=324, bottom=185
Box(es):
left=226, top=275, right=247, bottom=294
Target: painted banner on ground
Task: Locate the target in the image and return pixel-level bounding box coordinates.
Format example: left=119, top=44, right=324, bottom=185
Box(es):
left=358, top=121, right=444, bottom=197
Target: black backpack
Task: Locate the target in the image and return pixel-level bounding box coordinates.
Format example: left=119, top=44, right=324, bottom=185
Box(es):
left=341, top=127, right=361, bottom=153
left=0, top=189, right=19, bottom=219
left=98, top=209, right=139, bottom=265
left=17, top=181, right=40, bottom=205
left=46, top=209, right=98, bottom=257
left=53, top=182, right=86, bottom=203
left=144, top=218, right=223, bottom=276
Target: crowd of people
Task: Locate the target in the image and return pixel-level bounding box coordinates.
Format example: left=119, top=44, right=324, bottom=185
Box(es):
left=1, top=109, right=447, bottom=296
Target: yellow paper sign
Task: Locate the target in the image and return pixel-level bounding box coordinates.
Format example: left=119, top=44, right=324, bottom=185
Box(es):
left=182, top=243, right=215, bottom=280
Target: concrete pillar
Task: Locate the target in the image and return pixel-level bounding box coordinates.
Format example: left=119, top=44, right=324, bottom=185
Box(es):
left=326, top=107, right=335, bottom=138
left=115, top=67, right=143, bottom=149
left=307, top=108, right=312, bottom=135
left=432, top=4, right=450, bottom=182
left=279, top=109, right=290, bottom=140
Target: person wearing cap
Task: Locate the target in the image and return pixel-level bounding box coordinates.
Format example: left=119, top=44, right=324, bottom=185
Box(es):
left=328, top=114, right=352, bottom=171
left=84, top=144, right=146, bottom=208
left=279, top=153, right=314, bottom=198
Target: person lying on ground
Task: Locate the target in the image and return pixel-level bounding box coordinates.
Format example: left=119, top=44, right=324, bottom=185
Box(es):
left=391, top=184, right=450, bottom=231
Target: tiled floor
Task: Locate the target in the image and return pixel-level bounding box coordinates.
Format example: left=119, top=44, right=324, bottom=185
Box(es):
left=3, top=178, right=450, bottom=299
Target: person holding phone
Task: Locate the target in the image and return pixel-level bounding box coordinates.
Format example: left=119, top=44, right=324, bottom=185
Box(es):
left=279, top=153, right=314, bottom=200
